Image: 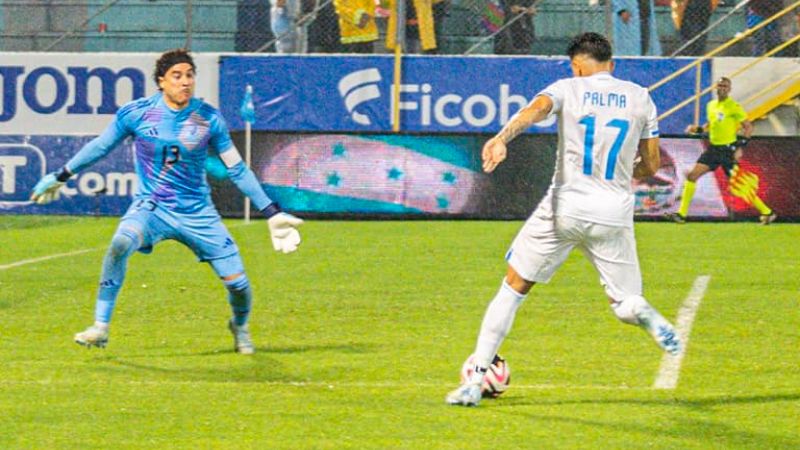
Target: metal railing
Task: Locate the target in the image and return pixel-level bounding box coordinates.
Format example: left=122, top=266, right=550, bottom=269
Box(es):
left=650, top=0, right=800, bottom=125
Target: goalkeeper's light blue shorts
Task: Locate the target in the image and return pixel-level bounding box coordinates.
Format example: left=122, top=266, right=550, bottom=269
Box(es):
left=116, top=198, right=240, bottom=262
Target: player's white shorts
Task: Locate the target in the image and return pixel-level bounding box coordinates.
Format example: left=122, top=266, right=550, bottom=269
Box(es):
left=505, top=213, right=642, bottom=301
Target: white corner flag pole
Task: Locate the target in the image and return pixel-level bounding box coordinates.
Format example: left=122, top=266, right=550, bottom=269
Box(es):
left=243, top=84, right=253, bottom=224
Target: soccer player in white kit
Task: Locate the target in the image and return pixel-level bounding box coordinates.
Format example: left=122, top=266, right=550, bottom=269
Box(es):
left=446, top=32, right=681, bottom=407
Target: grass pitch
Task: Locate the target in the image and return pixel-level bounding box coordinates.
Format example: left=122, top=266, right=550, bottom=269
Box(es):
left=1, top=217, right=798, bottom=449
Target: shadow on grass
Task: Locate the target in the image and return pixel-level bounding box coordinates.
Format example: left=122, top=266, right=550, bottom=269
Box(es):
left=85, top=342, right=377, bottom=384
left=99, top=342, right=378, bottom=359
left=504, top=407, right=800, bottom=448
left=497, top=392, right=800, bottom=410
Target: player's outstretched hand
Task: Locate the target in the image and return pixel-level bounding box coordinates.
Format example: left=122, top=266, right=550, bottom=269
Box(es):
left=267, top=212, right=303, bottom=254
left=30, top=173, right=65, bottom=205
left=482, top=138, right=507, bottom=173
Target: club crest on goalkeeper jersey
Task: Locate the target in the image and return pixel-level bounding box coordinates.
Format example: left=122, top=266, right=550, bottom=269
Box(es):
left=536, top=72, right=659, bottom=227
left=103, top=93, right=233, bottom=213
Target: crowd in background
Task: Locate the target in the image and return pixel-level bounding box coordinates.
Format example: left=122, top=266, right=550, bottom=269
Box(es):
left=266, top=0, right=800, bottom=57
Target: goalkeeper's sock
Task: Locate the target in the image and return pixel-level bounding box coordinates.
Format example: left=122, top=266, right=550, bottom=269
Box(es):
left=473, top=279, right=526, bottom=369
left=678, top=180, right=696, bottom=218
left=94, top=233, right=137, bottom=323
left=224, top=274, right=252, bottom=327
left=750, top=195, right=772, bottom=215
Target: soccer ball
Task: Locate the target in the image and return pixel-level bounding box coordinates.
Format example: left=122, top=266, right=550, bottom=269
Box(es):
left=460, top=353, right=511, bottom=398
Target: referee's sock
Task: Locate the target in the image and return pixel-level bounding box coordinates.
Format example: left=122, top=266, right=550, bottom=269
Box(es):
left=678, top=180, right=696, bottom=218
left=751, top=195, right=772, bottom=216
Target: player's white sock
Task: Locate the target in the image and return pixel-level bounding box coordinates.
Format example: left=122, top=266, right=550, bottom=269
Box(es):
left=473, top=279, right=526, bottom=368
left=93, top=321, right=109, bottom=331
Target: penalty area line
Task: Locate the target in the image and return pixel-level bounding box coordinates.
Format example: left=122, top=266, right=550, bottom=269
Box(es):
left=0, top=248, right=100, bottom=271
left=653, top=274, right=711, bottom=390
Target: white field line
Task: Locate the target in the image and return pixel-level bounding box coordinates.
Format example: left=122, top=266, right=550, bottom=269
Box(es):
left=0, top=248, right=100, bottom=271
left=0, top=379, right=650, bottom=391
left=0, top=220, right=254, bottom=271
left=653, top=275, right=711, bottom=390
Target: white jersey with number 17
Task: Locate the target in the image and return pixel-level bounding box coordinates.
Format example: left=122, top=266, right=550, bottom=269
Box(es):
left=536, top=71, right=659, bottom=227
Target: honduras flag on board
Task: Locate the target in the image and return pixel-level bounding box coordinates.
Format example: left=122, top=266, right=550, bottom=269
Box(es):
left=240, top=84, right=255, bottom=124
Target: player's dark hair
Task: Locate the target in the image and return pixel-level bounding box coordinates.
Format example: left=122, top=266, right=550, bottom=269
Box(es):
left=153, top=48, right=195, bottom=89
left=566, top=32, right=612, bottom=62
left=718, top=76, right=731, bottom=84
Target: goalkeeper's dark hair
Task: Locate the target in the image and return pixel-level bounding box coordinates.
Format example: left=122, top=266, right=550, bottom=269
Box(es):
left=566, top=32, right=612, bottom=62
left=153, top=48, right=195, bottom=89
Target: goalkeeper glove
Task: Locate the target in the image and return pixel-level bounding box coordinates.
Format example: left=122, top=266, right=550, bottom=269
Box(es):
left=264, top=203, right=303, bottom=253
left=30, top=168, right=71, bottom=204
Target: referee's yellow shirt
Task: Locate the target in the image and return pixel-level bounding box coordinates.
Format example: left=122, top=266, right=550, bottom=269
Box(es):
left=706, top=97, right=747, bottom=146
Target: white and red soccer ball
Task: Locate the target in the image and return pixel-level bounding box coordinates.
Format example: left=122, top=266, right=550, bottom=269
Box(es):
left=460, top=354, right=511, bottom=398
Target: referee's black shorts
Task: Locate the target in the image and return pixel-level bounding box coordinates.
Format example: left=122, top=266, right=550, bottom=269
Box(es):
left=697, top=143, right=738, bottom=176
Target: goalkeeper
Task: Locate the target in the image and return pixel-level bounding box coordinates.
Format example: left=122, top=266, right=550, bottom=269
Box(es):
left=30, top=49, right=303, bottom=354
left=667, top=76, right=777, bottom=225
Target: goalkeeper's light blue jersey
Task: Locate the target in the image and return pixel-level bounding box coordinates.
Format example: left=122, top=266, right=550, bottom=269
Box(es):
left=69, top=92, right=234, bottom=213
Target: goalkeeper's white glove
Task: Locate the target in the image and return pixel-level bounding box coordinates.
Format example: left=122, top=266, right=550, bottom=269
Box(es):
left=267, top=212, right=303, bottom=254
left=30, top=169, right=70, bottom=204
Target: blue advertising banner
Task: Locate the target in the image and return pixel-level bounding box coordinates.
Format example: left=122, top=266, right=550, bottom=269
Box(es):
left=219, top=55, right=711, bottom=135
left=0, top=135, right=135, bottom=215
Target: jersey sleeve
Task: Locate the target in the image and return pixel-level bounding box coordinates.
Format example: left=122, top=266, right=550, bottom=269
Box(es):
left=209, top=113, right=234, bottom=154
left=640, top=92, right=660, bottom=139
left=65, top=110, right=132, bottom=174
left=536, top=79, right=567, bottom=114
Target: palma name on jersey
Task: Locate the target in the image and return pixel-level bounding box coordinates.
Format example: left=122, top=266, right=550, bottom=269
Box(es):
left=582, top=91, right=627, bottom=109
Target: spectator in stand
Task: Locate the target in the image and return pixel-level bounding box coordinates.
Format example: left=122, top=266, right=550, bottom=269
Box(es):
left=386, top=0, right=438, bottom=54
left=333, top=0, right=378, bottom=53
left=431, top=0, right=450, bottom=53
left=612, top=0, right=662, bottom=56
left=494, top=0, right=537, bottom=55
left=303, top=0, right=343, bottom=53
left=747, top=0, right=785, bottom=56
left=270, top=0, right=303, bottom=53
left=671, top=0, right=719, bottom=56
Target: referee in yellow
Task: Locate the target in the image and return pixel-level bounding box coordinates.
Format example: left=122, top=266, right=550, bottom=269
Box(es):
left=668, top=76, right=777, bottom=224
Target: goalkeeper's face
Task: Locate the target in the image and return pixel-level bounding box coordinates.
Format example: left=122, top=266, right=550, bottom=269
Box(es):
left=158, top=62, right=196, bottom=110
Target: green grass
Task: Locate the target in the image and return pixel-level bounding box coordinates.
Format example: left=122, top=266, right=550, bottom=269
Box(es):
left=1, top=218, right=799, bottom=449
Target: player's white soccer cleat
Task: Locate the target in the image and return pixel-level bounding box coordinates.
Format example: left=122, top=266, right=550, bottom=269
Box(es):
left=637, top=309, right=681, bottom=356
left=656, top=324, right=681, bottom=356
left=446, top=383, right=482, bottom=407
left=228, top=319, right=255, bottom=355
left=74, top=325, right=109, bottom=349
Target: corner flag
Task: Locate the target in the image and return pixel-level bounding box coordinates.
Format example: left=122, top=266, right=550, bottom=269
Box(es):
left=241, top=84, right=255, bottom=223
left=240, top=84, right=255, bottom=124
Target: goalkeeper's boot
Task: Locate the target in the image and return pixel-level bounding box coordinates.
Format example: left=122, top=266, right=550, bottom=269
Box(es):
left=228, top=319, right=255, bottom=355
left=636, top=306, right=681, bottom=356
left=665, top=212, right=686, bottom=224
left=759, top=212, right=777, bottom=225
left=446, top=382, right=482, bottom=407
left=74, top=324, right=109, bottom=349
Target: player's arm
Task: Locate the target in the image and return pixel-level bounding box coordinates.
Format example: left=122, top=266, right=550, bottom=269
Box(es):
left=733, top=101, right=753, bottom=147
left=216, top=147, right=273, bottom=211
left=30, top=117, right=129, bottom=204
left=208, top=108, right=302, bottom=253
left=633, top=137, right=660, bottom=180
left=216, top=146, right=303, bottom=253
left=739, top=119, right=753, bottom=139
left=482, top=95, right=553, bottom=173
